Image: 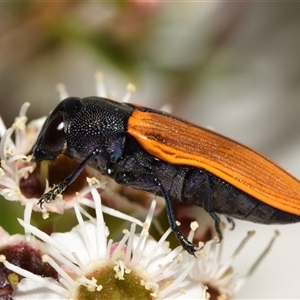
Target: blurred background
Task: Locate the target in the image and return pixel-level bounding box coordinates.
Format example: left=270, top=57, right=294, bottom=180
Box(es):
left=1, top=2, right=300, bottom=298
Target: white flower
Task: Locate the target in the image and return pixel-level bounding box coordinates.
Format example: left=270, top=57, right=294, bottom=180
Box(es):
left=2, top=179, right=206, bottom=300
left=0, top=73, right=142, bottom=216
left=0, top=226, right=58, bottom=299
left=0, top=99, right=78, bottom=214
left=0, top=103, right=45, bottom=203
left=0, top=73, right=279, bottom=300
left=0, top=105, right=102, bottom=215
left=189, top=227, right=279, bottom=299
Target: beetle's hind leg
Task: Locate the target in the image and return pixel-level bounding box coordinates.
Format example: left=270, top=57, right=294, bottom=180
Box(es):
left=113, top=169, right=201, bottom=255
left=202, top=171, right=223, bottom=242
left=154, top=177, right=200, bottom=256
left=226, top=216, right=235, bottom=230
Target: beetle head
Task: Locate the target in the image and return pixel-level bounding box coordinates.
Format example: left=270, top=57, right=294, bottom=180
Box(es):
left=33, top=97, right=131, bottom=166
left=32, top=98, right=83, bottom=162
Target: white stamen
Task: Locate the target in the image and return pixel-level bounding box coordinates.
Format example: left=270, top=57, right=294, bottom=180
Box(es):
left=77, top=276, right=100, bottom=291
left=79, top=197, right=143, bottom=226
left=95, top=72, right=107, bottom=98
left=121, top=83, right=136, bottom=102
left=88, top=180, right=108, bottom=258
left=124, top=223, right=136, bottom=263
left=150, top=246, right=183, bottom=279
left=131, top=200, right=156, bottom=264
left=24, top=202, right=34, bottom=242
left=159, top=103, right=173, bottom=113
left=105, top=239, right=113, bottom=260
left=232, top=231, right=255, bottom=258
left=212, top=231, right=255, bottom=281
left=0, top=115, right=7, bottom=137
left=246, top=230, right=279, bottom=277
left=3, top=259, right=70, bottom=298
left=73, top=202, right=94, bottom=260
left=18, top=218, right=77, bottom=263
left=159, top=259, right=196, bottom=298
left=42, top=254, right=74, bottom=289
left=56, top=84, right=69, bottom=100
left=19, top=102, right=30, bottom=118
left=46, top=246, right=82, bottom=276
left=78, top=205, right=96, bottom=223
left=0, top=127, right=14, bottom=160
left=110, top=231, right=130, bottom=262
left=143, top=227, right=173, bottom=268
left=191, top=221, right=199, bottom=231
left=144, top=200, right=156, bottom=228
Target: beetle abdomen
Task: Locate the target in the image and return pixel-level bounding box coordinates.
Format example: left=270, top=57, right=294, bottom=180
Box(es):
left=181, top=169, right=300, bottom=224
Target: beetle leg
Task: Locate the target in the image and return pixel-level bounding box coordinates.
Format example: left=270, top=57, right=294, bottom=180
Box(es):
left=38, top=148, right=104, bottom=208
left=113, top=171, right=200, bottom=254
left=208, top=210, right=222, bottom=242
left=202, top=172, right=223, bottom=242
left=226, top=217, right=235, bottom=230
left=154, top=178, right=200, bottom=256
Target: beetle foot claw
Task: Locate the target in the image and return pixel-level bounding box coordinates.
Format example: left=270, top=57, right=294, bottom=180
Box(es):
left=37, top=185, right=64, bottom=208
left=174, top=229, right=202, bottom=257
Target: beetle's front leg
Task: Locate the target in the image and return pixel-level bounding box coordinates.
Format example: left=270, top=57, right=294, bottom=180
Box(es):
left=38, top=148, right=107, bottom=208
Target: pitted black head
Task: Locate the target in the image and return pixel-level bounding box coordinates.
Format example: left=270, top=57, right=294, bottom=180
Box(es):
left=32, top=97, right=133, bottom=165
left=32, top=97, right=82, bottom=162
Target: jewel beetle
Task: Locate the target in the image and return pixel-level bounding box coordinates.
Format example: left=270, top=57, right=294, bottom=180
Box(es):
left=32, top=96, right=300, bottom=255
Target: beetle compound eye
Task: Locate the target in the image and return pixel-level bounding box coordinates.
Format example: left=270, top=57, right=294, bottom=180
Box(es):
left=43, top=115, right=66, bottom=152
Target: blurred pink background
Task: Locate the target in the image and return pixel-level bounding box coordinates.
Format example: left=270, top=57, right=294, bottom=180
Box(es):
left=1, top=2, right=300, bottom=298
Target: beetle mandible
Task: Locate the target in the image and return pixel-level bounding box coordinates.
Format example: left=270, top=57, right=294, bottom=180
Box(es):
left=32, top=97, right=300, bottom=255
